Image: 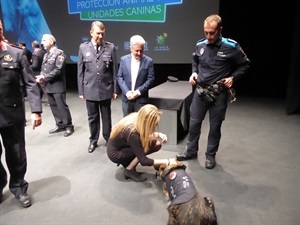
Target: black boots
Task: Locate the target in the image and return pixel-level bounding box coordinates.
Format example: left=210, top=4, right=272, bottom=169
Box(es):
left=123, top=169, right=146, bottom=182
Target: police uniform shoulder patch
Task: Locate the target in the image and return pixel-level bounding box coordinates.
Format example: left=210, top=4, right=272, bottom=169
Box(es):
left=58, top=55, right=65, bottom=61
left=4, top=54, right=13, bottom=61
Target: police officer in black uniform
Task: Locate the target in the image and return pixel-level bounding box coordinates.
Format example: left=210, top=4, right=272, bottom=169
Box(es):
left=176, top=14, right=251, bottom=169
left=0, top=19, right=42, bottom=207
left=36, top=34, right=74, bottom=137
left=77, top=21, right=118, bottom=153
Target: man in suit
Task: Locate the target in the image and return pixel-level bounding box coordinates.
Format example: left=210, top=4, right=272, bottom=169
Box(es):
left=31, top=40, right=46, bottom=99
left=0, top=19, right=42, bottom=207
left=36, top=34, right=74, bottom=137
left=117, top=35, right=155, bottom=117
left=18, top=41, right=32, bottom=64
left=77, top=21, right=118, bottom=153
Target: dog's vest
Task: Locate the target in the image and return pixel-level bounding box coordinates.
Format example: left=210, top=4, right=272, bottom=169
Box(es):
left=164, top=168, right=197, bottom=206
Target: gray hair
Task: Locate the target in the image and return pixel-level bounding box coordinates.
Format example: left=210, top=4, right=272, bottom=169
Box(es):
left=91, top=21, right=105, bottom=31
left=130, top=35, right=145, bottom=46
left=43, top=34, right=56, bottom=45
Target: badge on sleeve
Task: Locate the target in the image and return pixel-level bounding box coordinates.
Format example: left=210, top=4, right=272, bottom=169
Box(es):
left=58, top=55, right=65, bottom=61
left=4, top=55, right=12, bottom=61
left=200, top=48, right=204, bottom=55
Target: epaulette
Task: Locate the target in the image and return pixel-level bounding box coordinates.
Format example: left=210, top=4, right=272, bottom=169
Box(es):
left=196, top=38, right=207, bottom=46
left=105, top=41, right=114, bottom=45
left=9, top=43, right=22, bottom=49
left=222, top=37, right=237, bottom=48
left=80, top=41, right=89, bottom=46
left=55, top=48, right=64, bottom=54
left=226, top=38, right=237, bottom=43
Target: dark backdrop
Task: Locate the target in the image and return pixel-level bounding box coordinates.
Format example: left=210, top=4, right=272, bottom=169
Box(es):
left=65, top=1, right=300, bottom=114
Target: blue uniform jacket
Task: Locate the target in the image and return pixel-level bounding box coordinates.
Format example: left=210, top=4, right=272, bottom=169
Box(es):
left=192, top=36, right=251, bottom=86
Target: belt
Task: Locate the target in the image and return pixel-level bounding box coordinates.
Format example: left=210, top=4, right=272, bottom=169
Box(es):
left=196, top=83, right=223, bottom=95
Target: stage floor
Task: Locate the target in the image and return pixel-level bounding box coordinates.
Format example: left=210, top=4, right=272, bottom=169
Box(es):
left=1, top=91, right=299, bottom=225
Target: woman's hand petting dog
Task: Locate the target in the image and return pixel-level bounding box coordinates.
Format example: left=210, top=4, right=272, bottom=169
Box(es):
left=168, top=158, right=178, bottom=165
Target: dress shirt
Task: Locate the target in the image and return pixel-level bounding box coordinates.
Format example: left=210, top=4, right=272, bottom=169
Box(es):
left=131, top=56, right=140, bottom=91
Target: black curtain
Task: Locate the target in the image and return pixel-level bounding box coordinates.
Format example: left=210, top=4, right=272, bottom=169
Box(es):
left=286, top=2, right=300, bottom=115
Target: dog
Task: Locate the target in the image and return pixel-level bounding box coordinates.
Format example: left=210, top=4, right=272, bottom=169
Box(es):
left=158, top=161, right=218, bottom=225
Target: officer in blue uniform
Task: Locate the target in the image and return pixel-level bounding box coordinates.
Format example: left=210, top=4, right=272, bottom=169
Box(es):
left=176, top=14, right=251, bottom=169
left=77, top=21, right=118, bottom=153
left=0, top=20, right=42, bottom=207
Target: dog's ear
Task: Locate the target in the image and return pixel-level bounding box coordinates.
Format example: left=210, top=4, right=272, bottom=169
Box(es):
left=158, top=164, right=167, bottom=178
left=204, top=196, right=215, bottom=209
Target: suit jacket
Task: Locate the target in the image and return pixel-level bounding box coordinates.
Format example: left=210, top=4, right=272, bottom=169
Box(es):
left=77, top=41, right=118, bottom=101
left=31, top=48, right=46, bottom=76
left=0, top=43, right=42, bottom=127
left=117, top=54, right=155, bottom=103
left=23, top=47, right=32, bottom=63
left=40, top=47, right=67, bottom=93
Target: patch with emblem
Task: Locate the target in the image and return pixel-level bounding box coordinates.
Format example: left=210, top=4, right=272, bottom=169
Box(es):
left=200, top=48, right=204, bottom=55
left=58, top=55, right=65, bottom=61
left=4, top=55, right=12, bottom=61
left=86, top=52, right=90, bottom=57
left=169, top=171, right=177, bottom=180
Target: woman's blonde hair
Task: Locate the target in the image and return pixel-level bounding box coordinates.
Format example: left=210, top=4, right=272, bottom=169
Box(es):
left=110, top=104, right=161, bottom=152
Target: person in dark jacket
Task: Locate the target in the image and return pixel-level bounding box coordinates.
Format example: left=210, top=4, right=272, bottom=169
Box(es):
left=77, top=21, right=118, bottom=153
left=0, top=19, right=42, bottom=208
left=117, top=35, right=155, bottom=117
left=176, top=14, right=251, bottom=169
left=36, top=34, right=74, bottom=137
left=31, top=40, right=46, bottom=99
left=18, top=41, right=32, bottom=63
left=107, top=104, right=169, bottom=182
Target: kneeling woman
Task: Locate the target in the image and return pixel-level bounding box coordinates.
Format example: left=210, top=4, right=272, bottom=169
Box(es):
left=107, top=104, right=170, bottom=182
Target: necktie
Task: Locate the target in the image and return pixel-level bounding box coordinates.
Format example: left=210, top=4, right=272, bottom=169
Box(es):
left=96, top=44, right=100, bottom=54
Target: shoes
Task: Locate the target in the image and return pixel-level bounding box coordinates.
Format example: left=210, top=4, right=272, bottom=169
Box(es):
left=0, top=188, right=3, bottom=204
left=124, top=169, right=146, bottom=182
left=88, top=144, right=98, bottom=153
left=49, top=127, right=66, bottom=134
left=0, top=180, right=7, bottom=204
left=17, top=194, right=32, bottom=208
left=64, top=128, right=74, bottom=137
left=176, top=151, right=198, bottom=161
left=205, top=156, right=216, bottom=169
